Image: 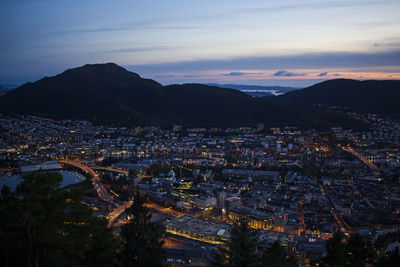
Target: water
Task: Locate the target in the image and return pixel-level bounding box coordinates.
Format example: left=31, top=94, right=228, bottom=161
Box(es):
left=0, top=170, right=86, bottom=191
left=240, top=89, right=284, bottom=97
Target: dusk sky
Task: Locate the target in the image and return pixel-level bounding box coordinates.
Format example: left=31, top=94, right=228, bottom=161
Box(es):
left=1, top=0, right=400, bottom=87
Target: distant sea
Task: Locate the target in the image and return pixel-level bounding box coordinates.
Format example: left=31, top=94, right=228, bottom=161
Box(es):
left=239, top=89, right=284, bottom=96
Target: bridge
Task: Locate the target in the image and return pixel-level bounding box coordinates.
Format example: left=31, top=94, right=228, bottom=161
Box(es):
left=91, top=166, right=128, bottom=174
left=341, top=146, right=380, bottom=171
left=91, top=166, right=151, bottom=179
left=60, top=160, right=135, bottom=227
left=60, top=159, right=113, bottom=203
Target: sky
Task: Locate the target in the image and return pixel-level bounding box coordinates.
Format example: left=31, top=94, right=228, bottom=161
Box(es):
left=1, top=0, right=400, bottom=87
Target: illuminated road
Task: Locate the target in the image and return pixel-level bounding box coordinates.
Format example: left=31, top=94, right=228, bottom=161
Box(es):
left=90, top=166, right=150, bottom=179
left=298, top=199, right=305, bottom=236
left=144, top=201, right=186, bottom=218
left=91, top=166, right=128, bottom=174
left=60, top=159, right=113, bottom=203
left=61, top=160, right=136, bottom=228
left=319, top=184, right=353, bottom=234
left=342, top=147, right=380, bottom=171
left=106, top=201, right=133, bottom=227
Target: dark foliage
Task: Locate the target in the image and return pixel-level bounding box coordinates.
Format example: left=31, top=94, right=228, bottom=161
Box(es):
left=323, top=232, right=375, bottom=267
left=346, top=233, right=375, bottom=267
left=213, top=217, right=296, bottom=267
left=213, top=217, right=259, bottom=266
left=119, top=192, right=165, bottom=267
left=322, top=231, right=347, bottom=267
left=0, top=172, right=119, bottom=267
left=261, top=240, right=297, bottom=267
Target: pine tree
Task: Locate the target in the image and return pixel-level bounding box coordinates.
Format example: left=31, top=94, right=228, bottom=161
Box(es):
left=322, top=231, right=347, bottom=267
left=0, top=172, right=120, bottom=267
left=261, top=240, right=297, bottom=267
left=119, top=192, right=165, bottom=267
left=346, top=233, right=374, bottom=267
left=378, top=247, right=400, bottom=267
left=213, top=217, right=260, bottom=267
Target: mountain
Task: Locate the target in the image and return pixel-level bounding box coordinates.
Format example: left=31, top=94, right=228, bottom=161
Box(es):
left=205, top=83, right=299, bottom=97
left=0, top=86, right=7, bottom=96
left=279, top=79, right=400, bottom=117
left=0, top=63, right=366, bottom=129
left=0, top=63, right=170, bottom=125
left=0, top=84, right=18, bottom=96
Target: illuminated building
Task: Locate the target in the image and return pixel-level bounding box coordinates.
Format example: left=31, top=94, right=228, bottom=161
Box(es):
left=165, top=216, right=230, bottom=245
left=228, top=206, right=274, bottom=230
left=194, top=195, right=217, bottom=209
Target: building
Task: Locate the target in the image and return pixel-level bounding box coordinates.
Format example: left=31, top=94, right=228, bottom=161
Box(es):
left=222, top=169, right=279, bottom=181
left=165, top=216, right=230, bottom=245
left=194, top=195, right=217, bottom=209
left=20, top=161, right=60, bottom=173
left=228, top=206, right=274, bottom=230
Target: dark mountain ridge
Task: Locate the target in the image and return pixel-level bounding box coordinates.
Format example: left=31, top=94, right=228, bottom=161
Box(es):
left=0, top=63, right=372, bottom=129
left=279, top=79, right=400, bottom=117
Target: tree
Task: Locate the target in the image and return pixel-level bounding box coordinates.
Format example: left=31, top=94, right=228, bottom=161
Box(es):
left=379, top=247, right=400, bottom=267
left=213, top=217, right=260, bottom=267
left=346, top=233, right=374, bottom=267
left=119, top=192, right=165, bottom=267
left=323, top=232, right=376, bottom=267
left=0, top=172, right=119, bottom=267
left=322, top=231, right=347, bottom=267
left=261, top=240, right=296, bottom=267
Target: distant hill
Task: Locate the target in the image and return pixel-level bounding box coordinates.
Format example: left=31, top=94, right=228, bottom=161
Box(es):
left=0, top=84, right=18, bottom=95
left=279, top=79, right=400, bottom=117
left=205, top=83, right=299, bottom=97
left=0, top=63, right=367, bottom=129
left=0, top=85, right=14, bottom=96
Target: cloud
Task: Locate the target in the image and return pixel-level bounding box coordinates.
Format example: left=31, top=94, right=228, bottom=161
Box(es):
left=238, top=0, right=386, bottom=15
left=273, top=70, right=305, bottom=77
left=374, top=42, right=400, bottom=48
left=107, top=45, right=179, bottom=53
left=220, top=71, right=262, bottom=76
left=318, top=72, right=341, bottom=77
left=126, top=50, right=400, bottom=73
left=154, top=74, right=176, bottom=78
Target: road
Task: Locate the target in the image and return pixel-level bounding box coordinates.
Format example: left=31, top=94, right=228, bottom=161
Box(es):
left=91, top=166, right=128, bottom=174
left=61, top=159, right=133, bottom=228
left=144, top=201, right=186, bottom=218
left=298, top=199, right=305, bottom=236
left=106, top=201, right=133, bottom=227
left=61, top=159, right=113, bottom=203
left=319, top=184, right=353, bottom=234
left=341, top=146, right=380, bottom=171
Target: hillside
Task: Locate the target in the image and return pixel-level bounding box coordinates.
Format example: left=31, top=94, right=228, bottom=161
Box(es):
left=0, top=63, right=367, bottom=129
left=278, top=79, right=400, bottom=117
